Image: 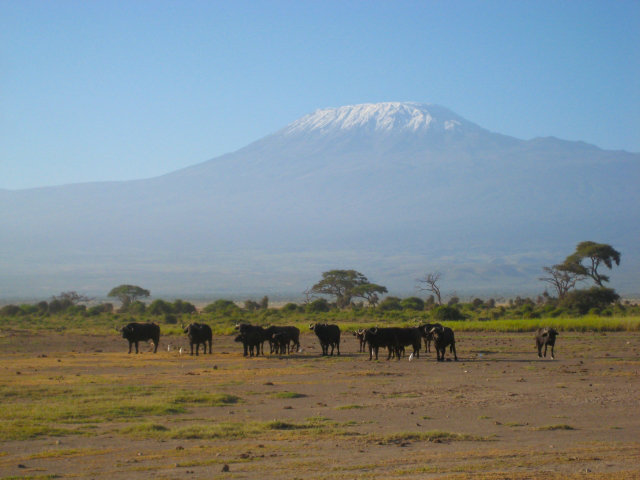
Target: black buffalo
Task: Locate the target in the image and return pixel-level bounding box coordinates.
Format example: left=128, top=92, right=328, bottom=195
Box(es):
left=235, top=323, right=267, bottom=356
left=120, top=322, right=160, bottom=354
left=309, top=323, right=341, bottom=356
left=429, top=325, right=458, bottom=361
left=417, top=323, right=443, bottom=353
left=234, top=333, right=262, bottom=357
left=535, top=327, right=559, bottom=359
left=393, top=327, right=423, bottom=358
left=271, top=332, right=291, bottom=355
left=264, top=326, right=300, bottom=354
left=183, top=323, right=212, bottom=355
left=364, top=327, right=400, bottom=360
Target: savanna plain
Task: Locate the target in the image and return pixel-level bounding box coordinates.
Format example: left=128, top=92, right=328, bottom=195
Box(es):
left=1, top=329, right=639, bottom=479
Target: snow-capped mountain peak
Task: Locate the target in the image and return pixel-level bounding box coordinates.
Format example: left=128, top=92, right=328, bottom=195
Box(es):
left=283, top=102, right=466, bottom=135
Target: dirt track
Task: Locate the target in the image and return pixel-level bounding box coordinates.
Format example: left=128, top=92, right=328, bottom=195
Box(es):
left=1, top=330, right=639, bottom=479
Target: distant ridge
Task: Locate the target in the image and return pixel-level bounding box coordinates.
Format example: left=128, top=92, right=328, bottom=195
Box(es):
left=0, top=102, right=638, bottom=298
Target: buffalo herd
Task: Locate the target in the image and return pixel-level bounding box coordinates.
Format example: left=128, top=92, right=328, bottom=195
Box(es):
left=118, top=321, right=558, bottom=361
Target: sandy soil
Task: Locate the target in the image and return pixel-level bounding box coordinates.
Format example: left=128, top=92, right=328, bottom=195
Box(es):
left=1, top=330, right=639, bottom=479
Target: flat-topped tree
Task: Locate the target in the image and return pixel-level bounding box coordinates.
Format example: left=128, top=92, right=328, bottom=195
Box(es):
left=310, top=270, right=387, bottom=309
left=107, top=284, right=150, bottom=309
left=562, top=241, right=621, bottom=287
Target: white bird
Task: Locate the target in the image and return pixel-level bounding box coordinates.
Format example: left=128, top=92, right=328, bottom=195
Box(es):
left=409, top=353, right=414, bottom=361
left=179, top=347, right=183, bottom=355
left=167, top=344, right=172, bottom=352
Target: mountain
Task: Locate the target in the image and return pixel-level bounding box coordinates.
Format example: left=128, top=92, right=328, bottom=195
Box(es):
left=1, top=102, right=638, bottom=299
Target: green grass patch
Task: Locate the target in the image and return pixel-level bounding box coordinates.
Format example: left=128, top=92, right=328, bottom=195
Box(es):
left=379, top=430, right=489, bottom=444
left=0, top=381, right=243, bottom=440
left=0, top=422, right=87, bottom=441
left=2, top=310, right=639, bottom=335
left=121, top=418, right=354, bottom=440
left=172, top=393, right=240, bottom=406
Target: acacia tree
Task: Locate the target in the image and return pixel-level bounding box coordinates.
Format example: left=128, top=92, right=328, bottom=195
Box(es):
left=416, top=272, right=443, bottom=305
left=352, top=283, right=388, bottom=307
left=310, top=270, right=387, bottom=309
left=107, top=284, right=150, bottom=309
left=562, top=241, right=621, bottom=287
left=539, top=264, right=585, bottom=299
left=52, top=291, right=91, bottom=305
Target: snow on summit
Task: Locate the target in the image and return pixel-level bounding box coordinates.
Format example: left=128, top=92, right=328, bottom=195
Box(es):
left=284, top=102, right=464, bottom=135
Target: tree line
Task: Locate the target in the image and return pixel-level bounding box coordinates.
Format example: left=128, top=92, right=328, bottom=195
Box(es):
left=0, top=240, right=632, bottom=320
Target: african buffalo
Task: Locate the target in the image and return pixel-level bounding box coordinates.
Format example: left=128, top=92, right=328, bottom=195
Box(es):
left=234, top=333, right=261, bottom=357
left=264, top=326, right=300, bottom=354
left=120, top=322, right=160, bottom=354
left=235, top=323, right=266, bottom=356
left=183, top=322, right=212, bottom=355
left=309, top=323, right=341, bottom=356
left=429, top=325, right=458, bottom=361
left=393, top=327, right=423, bottom=358
left=271, top=332, right=291, bottom=355
left=417, top=323, right=443, bottom=353
left=535, top=327, right=558, bottom=359
left=364, top=327, right=400, bottom=360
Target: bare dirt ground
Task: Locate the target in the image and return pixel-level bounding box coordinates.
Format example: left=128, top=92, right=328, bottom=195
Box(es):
left=1, top=330, right=639, bottom=479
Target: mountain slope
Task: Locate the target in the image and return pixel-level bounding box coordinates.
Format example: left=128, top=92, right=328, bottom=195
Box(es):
left=1, top=102, right=638, bottom=298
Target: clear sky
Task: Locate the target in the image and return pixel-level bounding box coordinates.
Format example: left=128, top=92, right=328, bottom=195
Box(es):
left=1, top=0, right=638, bottom=190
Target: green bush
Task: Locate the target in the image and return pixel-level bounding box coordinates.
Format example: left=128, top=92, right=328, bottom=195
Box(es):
left=123, top=301, right=147, bottom=315
left=378, top=297, right=403, bottom=311
left=282, top=302, right=299, bottom=312
left=173, top=299, right=196, bottom=314
left=400, top=297, right=425, bottom=311
left=431, top=305, right=465, bottom=321
left=148, top=299, right=174, bottom=316
left=560, top=287, right=620, bottom=315
left=203, top=299, right=240, bottom=314
left=306, top=298, right=330, bottom=313
left=0, top=304, right=21, bottom=316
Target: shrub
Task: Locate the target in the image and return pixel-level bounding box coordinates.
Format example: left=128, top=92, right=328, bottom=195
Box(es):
left=122, top=300, right=147, bottom=315
left=48, top=298, right=73, bottom=314
left=282, top=302, right=299, bottom=312
left=431, top=305, right=465, bottom=321
left=401, top=297, right=425, bottom=311
left=244, top=300, right=260, bottom=311
left=0, top=304, right=21, bottom=316
left=87, top=303, right=114, bottom=316
left=559, top=287, right=620, bottom=315
left=203, top=299, right=240, bottom=314
left=306, top=298, right=330, bottom=313
left=378, top=296, right=403, bottom=311
left=148, top=299, right=174, bottom=316
left=173, top=299, right=196, bottom=314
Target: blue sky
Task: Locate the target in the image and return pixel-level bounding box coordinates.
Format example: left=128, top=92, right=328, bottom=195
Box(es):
left=1, top=0, right=638, bottom=190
